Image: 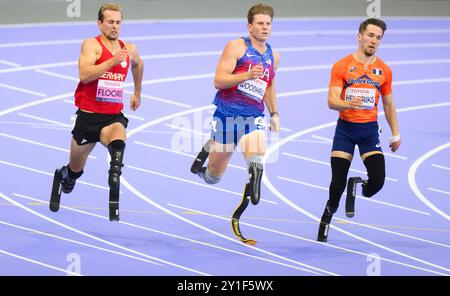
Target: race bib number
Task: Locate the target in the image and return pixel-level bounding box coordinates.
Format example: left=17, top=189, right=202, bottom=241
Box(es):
left=345, top=87, right=376, bottom=109
left=237, top=78, right=268, bottom=102
left=96, top=79, right=124, bottom=103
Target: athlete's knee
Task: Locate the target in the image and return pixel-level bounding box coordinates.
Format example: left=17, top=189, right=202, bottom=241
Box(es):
left=362, top=154, right=385, bottom=197
left=247, top=154, right=264, bottom=205
left=202, top=167, right=221, bottom=184
left=108, top=139, right=126, bottom=189
left=329, top=157, right=350, bottom=191
left=328, top=157, right=351, bottom=212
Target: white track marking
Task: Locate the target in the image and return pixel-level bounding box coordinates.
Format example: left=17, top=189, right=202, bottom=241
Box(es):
left=428, top=188, right=450, bottom=196
left=0, top=160, right=108, bottom=191
left=277, top=176, right=430, bottom=216
left=0, top=83, right=46, bottom=97
left=0, top=248, right=81, bottom=276
left=432, top=164, right=450, bottom=172
left=262, top=102, right=450, bottom=274
left=0, top=220, right=162, bottom=266
left=408, top=143, right=450, bottom=220
left=282, top=152, right=398, bottom=182
left=168, top=203, right=448, bottom=275
left=11, top=193, right=321, bottom=275
left=0, top=192, right=209, bottom=276
left=126, top=164, right=277, bottom=205
left=0, top=132, right=96, bottom=159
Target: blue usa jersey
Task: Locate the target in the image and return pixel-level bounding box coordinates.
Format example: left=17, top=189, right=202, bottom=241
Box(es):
left=213, top=37, right=275, bottom=117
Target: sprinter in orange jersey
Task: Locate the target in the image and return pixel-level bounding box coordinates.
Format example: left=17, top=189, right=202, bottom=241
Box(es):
left=317, top=18, right=401, bottom=242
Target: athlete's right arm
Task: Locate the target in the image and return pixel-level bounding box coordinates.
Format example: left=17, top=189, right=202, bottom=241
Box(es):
left=78, top=39, right=125, bottom=84
left=328, top=86, right=361, bottom=111
left=327, top=63, right=362, bottom=111
left=214, top=40, right=261, bottom=90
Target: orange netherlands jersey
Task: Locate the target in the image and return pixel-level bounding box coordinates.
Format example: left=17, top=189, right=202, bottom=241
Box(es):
left=329, top=54, right=392, bottom=123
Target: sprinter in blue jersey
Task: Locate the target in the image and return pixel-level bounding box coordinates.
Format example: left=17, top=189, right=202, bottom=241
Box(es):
left=191, top=3, right=280, bottom=244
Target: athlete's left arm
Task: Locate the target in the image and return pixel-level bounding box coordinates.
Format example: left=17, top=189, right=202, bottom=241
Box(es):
left=381, top=93, right=401, bottom=152
left=263, top=50, right=280, bottom=132
left=127, top=43, right=144, bottom=111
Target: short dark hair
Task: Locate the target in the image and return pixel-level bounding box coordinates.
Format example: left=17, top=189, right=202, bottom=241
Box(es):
left=98, top=3, right=122, bottom=22
left=247, top=3, right=274, bottom=24
left=359, top=18, right=387, bottom=36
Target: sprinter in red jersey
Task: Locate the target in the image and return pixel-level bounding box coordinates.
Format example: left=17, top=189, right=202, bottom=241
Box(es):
left=50, top=3, right=144, bottom=221
left=317, top=18, right=401, bottom=242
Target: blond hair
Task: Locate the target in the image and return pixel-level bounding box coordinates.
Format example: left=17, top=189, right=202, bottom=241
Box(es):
left=98, top=3, right=123, bottom=22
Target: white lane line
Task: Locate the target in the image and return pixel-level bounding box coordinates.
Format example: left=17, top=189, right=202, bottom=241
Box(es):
left=263, top=102, right=450, bottom=274
left=286, top=139, right=332, bottom=144
left=136, top=73, right=215, bottom=87
left=116, top=79, right=450, bottom=276
left=311, top=135, right=332, bottom=142
left=2, top=28, right=450, bottom=47
left=0, top=120, right=65, bottom=128
left=282, top=152, right=399, bottom=182
left=18, top=112, right=71, bottom=127
left=377, top=151, right=408, bottom=160
left=168, top=203, right=448, bottom=276
left=0, top=132, right=96, bottom=160
left=0, top=248, right=81, bottom=276
left=0, top=220, right=162, bottom=267
left=34, top=69, right=191, bottom=109
left=133, top=140, right=248, bottom=172
left=277, top=176, right=430, bottom=216
left=428, top=188, right=450, bottom=196
left=0, top=160, right=109, bottom=191
left=2, top=54, right=450, bottom=82
left=432, top=164, right=450, bottom=172
left=63, top=99, right=146, bottom=121
left=30, top=126, right=70, bottom=131
left=122, top=112, right=145, bottom=121
left=279, top=59, right=450, bottom=73
left=34, top=68, right=78, bottom=81
left=134, top=140, right=196, bottom=158
left=280, top=127, right=292, bottom=132
left=394, top=77, right=450, bottom=86
left=408, top=142, right=450, bottom=221
left=331, top=217, right=450, bottom=249
left=0, top=60, right=21, bottom=67
left=125, top=177, right=336, bottom=275
left=0, top=192, right=208, bottom=276
left=126, top=164, right=277, bottom=205
left=11, top=193, right=320, bottom=276
left=165, top=123, right=209, bottom=136
left=0, top=93, right=73, bottom=117
left=279, top=78, right=450, bottom=100
left=118, top=105, right=344, bottom=275
left=310, top=135, right=407, bottom=160
left=0, top=61, right=77, bottom=74
left=3, top=15, right=449, bottom=28
left=128, top=92, right=191, bottom=109
left=0, top=83, right=46, bottom=97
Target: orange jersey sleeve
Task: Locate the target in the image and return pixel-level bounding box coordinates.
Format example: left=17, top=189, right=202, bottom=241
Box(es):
left=329, top=56, right=352, bottom=88
left=380, top=64, right=392, bottom=96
